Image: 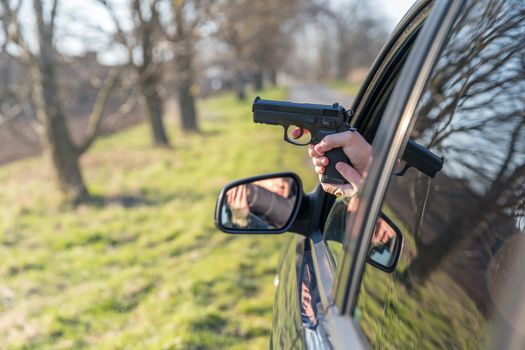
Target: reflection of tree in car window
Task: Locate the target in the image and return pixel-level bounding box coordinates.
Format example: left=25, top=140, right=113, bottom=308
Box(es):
left=404, top=0, right=525, bottom=283
left=357, top=0, right=525, bottom=348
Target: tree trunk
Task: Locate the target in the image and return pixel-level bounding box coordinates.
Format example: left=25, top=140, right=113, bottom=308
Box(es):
left=37, top=80, right=88, bottom=203
left=178, top=83, right=198, bottom=132
left=31, top=1, right=89, bottom=203
left=45, top=113, right=89, bottom=204
left=335, top=34, right=351, bottom=81
left=335, top=56, right=350, bottom=81
left=175, top=39, right=199, bottom=132
left=234, top=69, right=246, bottom=100
left=141, top=84, right=170, bottom=146
left=135, top=1, right=170, bottom=147
left=253, top=69, right=264, bottom=91
left=268, top=68, right=278, bottom=86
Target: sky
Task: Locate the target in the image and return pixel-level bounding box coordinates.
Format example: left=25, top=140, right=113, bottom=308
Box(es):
left=3, top=0, right=418, bottom=65
left=381, top=0, right=418, bottom=27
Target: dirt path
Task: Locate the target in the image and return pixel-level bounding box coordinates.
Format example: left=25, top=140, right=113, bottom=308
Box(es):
left=287, top=82, right=353, bottom=106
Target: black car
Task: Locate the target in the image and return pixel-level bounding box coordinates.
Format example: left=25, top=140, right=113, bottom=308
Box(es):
left=215, top=0, right=525, bottom=348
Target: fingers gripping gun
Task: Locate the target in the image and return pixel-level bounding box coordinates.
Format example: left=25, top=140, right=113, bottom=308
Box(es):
left=253, top=96, right=354, bottom=184
left=252, top=97, right=444, bottom=184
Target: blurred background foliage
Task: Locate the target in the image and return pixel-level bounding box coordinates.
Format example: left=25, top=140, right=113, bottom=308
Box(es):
left=0, top=0, right=412, bottom=348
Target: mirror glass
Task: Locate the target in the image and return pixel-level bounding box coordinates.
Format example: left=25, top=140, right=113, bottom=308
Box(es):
left=220, top=176, right=299, bottom=231
left=367, top=215, right=403, bottom=271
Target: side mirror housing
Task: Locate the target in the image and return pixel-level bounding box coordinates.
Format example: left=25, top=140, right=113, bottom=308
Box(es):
left=214, top=172, right=303, bottom=234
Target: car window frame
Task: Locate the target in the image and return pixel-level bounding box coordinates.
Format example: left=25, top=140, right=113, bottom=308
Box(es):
left=303, top=0, right=465, bottom=348
left=333, top=0, right=465, bottom=316
left=321, top=4, right=430, bottom=271
left=354, top=0, right=525, bottom=346
left=317, top=1, right=435, bottom=243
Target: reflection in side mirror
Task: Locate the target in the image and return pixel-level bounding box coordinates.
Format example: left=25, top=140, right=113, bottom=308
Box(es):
left=214, top=172, right=302, bottom=234
left=367, top=213, right=404, bottom=273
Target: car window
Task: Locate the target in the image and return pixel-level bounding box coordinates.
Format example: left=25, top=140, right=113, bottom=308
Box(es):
left=324, top=196, right=352, bottom=267
left=355, top=0, right=525, bottom=348
left=323, top=3, right=430, bottom=268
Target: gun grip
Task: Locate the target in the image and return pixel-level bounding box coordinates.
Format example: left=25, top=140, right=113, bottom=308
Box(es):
left=321, top=148, right=350, bottom=184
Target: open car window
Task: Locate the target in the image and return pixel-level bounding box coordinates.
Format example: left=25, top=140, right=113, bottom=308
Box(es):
left=322, top=2, right=431, bottom=269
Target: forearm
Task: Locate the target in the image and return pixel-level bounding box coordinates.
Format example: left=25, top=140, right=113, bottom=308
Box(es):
left=247, top=184, right=294, bottom=227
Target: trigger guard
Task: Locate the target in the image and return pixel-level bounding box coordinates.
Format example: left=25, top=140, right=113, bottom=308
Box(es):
left=286, top=125, right=304, bottom=140
left=284, top=126, right=310, bottom=146
left=283, top=128, right=294, bottom=144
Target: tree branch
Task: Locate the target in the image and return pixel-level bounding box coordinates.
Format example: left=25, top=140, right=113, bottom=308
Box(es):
left=96, top=0, right=135, bottom=67
left=49, top=0, right=59, bottom=34
left=75, top=67, right=121, bottom=155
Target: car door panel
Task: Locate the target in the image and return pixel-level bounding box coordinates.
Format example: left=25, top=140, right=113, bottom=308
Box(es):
left=270, top=234, right=305, bottom=349
left=355, top=0, right=525, bottom=348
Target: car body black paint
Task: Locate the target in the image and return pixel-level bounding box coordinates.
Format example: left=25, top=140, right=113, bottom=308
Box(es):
left=215, top=0, right=525, bottom=348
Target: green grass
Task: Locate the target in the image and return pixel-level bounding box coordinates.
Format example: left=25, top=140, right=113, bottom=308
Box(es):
left=0, top=87, right=317, bottom=349
left=325, top=80, right=361, bottom=97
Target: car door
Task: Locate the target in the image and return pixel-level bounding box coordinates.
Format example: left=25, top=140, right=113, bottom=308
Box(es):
left=351, top=0, right=525, bottom=348
left=269, top=0, right=453, bottom=348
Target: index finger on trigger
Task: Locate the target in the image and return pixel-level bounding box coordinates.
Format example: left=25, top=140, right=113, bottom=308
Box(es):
left=290, top=127, right=303, bottom=139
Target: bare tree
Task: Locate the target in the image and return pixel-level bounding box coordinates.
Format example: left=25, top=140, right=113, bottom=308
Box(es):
left=214, top=0, right=304, bottom=98
left=247, top=0, right=304, bottom=90
left=401, top=0, right=525, bottom=285
left=133, top=0, right=170, bottom=144
left=300, top=0, right=387, bottom=81
left=1, top=0, right=121, bottom=203
left=165, top=0, right=212, bottom=132
left=213, top=0, right=252, bottom=100
left=101, top=0, right=170, bottom=146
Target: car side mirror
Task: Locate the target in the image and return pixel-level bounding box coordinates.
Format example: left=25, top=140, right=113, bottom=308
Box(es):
left=214, top=172, right=303, bottom=234
left=367, top=213, right=404, bottom=273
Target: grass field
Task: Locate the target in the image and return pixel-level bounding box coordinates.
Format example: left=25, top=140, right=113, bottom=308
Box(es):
left=0, top=88, right=317, bottom=349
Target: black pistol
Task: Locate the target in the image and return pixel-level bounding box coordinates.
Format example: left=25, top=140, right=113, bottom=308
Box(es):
left=252, top=97, right=445, bottom=184
left=252, top=97, right=354, bottom=184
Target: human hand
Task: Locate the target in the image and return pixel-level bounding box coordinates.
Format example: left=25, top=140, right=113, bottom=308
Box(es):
left=226, top=185, right=250, bottom=226
left=301, top=282, right=317, bottom=326
left=371, top=217, right=396, bottom=246
left=308, top=131, right=372, bottom=197
left=290, top=127, right=310, bottom=139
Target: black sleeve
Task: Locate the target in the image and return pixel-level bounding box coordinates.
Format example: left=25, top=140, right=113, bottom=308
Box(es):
left=246, top=184, right=295, bottom=228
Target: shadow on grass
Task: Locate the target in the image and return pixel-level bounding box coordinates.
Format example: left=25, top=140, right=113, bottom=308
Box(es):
left=189, top=311, right=227, bottom=333
left=80, top=190, right=207, bottom=209
left=169, top=233, right=235, bottom=258
left=196, top=129, right=221, bottom=137
left=88, top=279, right=158, bottom=315
left=81, top=194, right=159, bottom=208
